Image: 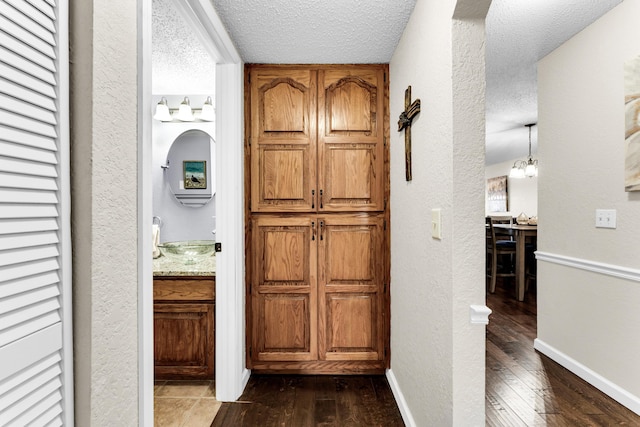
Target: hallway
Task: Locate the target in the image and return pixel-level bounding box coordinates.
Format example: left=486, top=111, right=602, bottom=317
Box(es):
left=486, top=283, right=640, bottom=425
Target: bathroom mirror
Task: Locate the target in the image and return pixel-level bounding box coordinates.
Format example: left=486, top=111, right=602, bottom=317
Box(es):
left=165, top=129, right=215, bottom=207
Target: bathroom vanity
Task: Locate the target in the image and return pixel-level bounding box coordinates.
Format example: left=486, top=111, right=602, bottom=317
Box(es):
left=153, top=254, right=216, bottom=379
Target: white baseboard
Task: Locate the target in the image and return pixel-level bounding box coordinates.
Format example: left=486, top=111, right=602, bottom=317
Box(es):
left=534, top=338, right=640, bottom=416
left=386, top=369, right=417, bottom=427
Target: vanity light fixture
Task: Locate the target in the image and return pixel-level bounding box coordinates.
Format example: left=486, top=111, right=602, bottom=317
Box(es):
left=175, top=97, right=195, bottom=122
left=153, top=97, right=172, bottom=122
left=153, top=96, right=215, bottom=122
left=509, top=123, right=538, bottom=178
left=198, top=96, right=215, bottom=122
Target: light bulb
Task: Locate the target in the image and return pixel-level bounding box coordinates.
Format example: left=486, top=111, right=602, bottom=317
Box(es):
left=175, top=97, right=194, bottom=121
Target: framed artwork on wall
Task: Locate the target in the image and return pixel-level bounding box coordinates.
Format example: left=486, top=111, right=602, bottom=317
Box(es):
left=624, top=54, right=640, bottom=191
left=487, top=175, right=508, bottom=212
left=183, top=160, right=207, bottom=189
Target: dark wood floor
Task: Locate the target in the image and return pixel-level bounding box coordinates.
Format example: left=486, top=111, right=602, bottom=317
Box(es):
left=486, top=280, right=640, bottom=426
left=211, top=374, right=404, bottom=427
left=211, top=280, right=639, bottom=426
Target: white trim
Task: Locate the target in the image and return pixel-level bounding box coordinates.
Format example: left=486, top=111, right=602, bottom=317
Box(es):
left=386, top=369, right=417, bottom=427
left=469, top=305, right=492, bottom=325
left=181, top=0, right=241, bottom=64
left=536, top=251, right=640, bottom=282
left=138, top=0, right=154, bottom=425
left=534, top=339, right=640, bottom=416
left=56, top=0, right=74, bottom=424
left=214, top=61, right=248, bottom=402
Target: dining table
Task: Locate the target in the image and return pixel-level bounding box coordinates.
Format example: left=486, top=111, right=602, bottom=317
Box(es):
left=491, top=223, right=537, bottom=301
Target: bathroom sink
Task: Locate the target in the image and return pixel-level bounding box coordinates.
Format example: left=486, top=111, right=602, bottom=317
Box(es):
left=158, top=240, right=215, bottom=264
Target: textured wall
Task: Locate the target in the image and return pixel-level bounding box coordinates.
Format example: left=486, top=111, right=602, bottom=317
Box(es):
left=70, top=0, right=140, bottom=425
left=389, top=0, right=488, bottom=424
left=537, top=0, right=640, bottom=405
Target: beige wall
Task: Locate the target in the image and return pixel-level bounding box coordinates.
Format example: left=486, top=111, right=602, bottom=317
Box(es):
left=70, top=0, right=140, bottom=424
left=389, top=0, right=489, bottom=424
left=485, top=159, right=538, bottom=217
left=538, top=0, right=640, bottom=409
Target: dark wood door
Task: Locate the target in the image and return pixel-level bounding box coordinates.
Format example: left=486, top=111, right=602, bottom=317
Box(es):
left=154, top=302, right=214, bottom=379
left=251, top=215, right=317, bottom=363
left=318, top=214, right=385, bottom=362
left=317, top=68, right=385, bottom=212
left=250, top=68, right=317, bottom=212
left=246, top=65, right=389, bottom=374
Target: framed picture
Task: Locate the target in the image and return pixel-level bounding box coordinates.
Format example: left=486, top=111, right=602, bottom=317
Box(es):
left=487, top=175, right=508, bottom=212
left=183, top=160, right=207, bottom=189
left=624, top=55, right=640, bottom=191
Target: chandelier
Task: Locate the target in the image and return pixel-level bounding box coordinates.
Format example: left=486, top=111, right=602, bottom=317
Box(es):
left=509, top=123, right=538, bottom=178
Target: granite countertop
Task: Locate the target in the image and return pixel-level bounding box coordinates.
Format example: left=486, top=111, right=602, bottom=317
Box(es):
left=153, top=253, right=216, bottom=277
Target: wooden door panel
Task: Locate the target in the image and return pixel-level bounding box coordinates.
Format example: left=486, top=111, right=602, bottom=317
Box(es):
left=321, top=144, right=381, bottom=210
left=319, top=68, right=382, bottom=139
left=251, top=216, right=317, bottom=362
left=322, top=294, right=380, bottom=360
left=250, top=68, right=317, bottom=212
left=254, top=293, right=313, bottom=361
left=318, top=67, right=385, bottom=211
left=318, top=215, right=384, bottom=361
left=252, top=146, right=312, bottom=211
left=252, top=216, right=315, bottom=287
left=154, top=303, right=214, bottom=378
left=320, top=215, right=383, bottom=287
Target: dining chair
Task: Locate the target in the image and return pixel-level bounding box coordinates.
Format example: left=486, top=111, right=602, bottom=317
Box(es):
left=486, top=215, right=516, bottom=293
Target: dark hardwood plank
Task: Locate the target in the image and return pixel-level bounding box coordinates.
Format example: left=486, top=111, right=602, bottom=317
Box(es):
left=212, top=375, right=404, bottom=426
left=487, top=280, right=640, bottom=426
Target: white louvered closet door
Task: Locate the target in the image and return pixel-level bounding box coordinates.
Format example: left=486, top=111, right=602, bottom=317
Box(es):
left=0, top=0, right=72, bottom=426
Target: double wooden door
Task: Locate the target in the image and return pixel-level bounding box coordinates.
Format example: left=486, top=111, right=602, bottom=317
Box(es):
left=246, top=65, right=389, bottom=373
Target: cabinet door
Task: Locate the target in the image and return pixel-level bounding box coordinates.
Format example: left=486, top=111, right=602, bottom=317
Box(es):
left=317, top=67, right=386, bottom=212
left=154, top=303, right=214, bottom=379
left=317, top=214, right=385, bottom=361
left=250, top=67, right=317, bottom=212
left=251, top=215, right=317, bottom=363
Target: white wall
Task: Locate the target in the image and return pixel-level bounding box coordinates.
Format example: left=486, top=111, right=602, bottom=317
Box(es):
left=389, top=0, right=489, bottom=425
left=70, top=0, right=140, bottom=424
left=152, top=95, right=216, bottom=243
left=485, top=159, right=538, bottom=217
left=537, top=0, right=640, bottom=413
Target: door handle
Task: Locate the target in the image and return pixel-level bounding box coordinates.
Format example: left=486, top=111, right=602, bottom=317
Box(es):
left=319, top=189, right=323, bottom=209
left=311, top=189, right=315, bottom=209
left=311, top=221, right=316, bottom=241
left=319, top=220, right=324, bottom=241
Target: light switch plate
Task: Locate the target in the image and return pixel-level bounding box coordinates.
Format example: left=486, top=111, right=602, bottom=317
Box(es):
left=431, top=208, right=442, bottom=239
left=595, top=209, right=616, bottom=229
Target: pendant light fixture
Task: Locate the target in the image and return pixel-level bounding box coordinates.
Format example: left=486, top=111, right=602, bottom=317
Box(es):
left=509, top=123, right=538, bottom=178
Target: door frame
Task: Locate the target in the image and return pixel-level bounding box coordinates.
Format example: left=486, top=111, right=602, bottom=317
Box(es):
left=139, top=0, right=248, bottom=423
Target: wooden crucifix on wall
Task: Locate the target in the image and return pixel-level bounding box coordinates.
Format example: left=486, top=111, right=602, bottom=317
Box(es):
left=398, top=85, right=421, bottom=181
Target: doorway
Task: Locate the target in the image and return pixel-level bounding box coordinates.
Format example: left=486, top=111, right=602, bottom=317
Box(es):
left=140, top=0, right=247, bottom=424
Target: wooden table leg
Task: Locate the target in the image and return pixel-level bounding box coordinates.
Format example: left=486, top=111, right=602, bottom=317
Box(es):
left=516, top=230, right=526, bottom=301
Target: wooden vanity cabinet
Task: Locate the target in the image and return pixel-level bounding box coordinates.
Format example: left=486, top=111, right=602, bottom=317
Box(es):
left=153, top=276, right=215, bottom=379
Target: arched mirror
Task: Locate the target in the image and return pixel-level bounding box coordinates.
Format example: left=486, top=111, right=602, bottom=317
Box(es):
left=165, top=129, right=215, bottom=207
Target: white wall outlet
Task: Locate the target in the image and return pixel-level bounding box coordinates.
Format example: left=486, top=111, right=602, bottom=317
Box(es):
left=595, top=209, right=616, bottom=229
left=431, top=208, right=442, bottom=239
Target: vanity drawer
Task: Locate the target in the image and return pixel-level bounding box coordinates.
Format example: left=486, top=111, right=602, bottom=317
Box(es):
left=153, top=277, right=215, bottom=301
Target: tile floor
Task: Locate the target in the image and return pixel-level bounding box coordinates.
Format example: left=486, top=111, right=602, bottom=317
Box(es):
left=154, top=380, right=221, bottom=427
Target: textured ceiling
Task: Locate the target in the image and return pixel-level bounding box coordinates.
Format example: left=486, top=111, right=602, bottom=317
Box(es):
left=210, top=0, right=417, bottom=64
left=153, top=0, right=623, bottom=164
left=485, top=0, right=622, bottom=165
left=152, top=0, right=216, bottom=94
